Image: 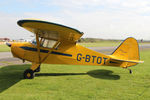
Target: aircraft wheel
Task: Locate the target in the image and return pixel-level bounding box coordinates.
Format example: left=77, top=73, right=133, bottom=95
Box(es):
left=34, top=65, right=40, bottom=72
left=24, top=69, right=35, bottom=79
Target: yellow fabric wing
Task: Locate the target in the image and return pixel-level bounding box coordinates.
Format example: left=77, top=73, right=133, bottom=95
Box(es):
left=17, top=19, right=83, bottom=43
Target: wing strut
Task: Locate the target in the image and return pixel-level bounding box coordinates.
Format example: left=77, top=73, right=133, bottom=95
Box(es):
left=35, top=33, right=41, bottom=63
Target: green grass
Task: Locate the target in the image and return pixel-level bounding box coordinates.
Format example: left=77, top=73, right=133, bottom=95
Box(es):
left=0, top=41, right=149, bottom=52
left=78, top=41, right=121, bottom=47
left=0, top=44, right=10, bottom=52
left=79, top=41, right=150, bottom=47
left=0, top=50, right=149, bottom=100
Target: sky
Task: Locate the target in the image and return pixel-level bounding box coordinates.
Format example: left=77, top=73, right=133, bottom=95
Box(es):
left=0, top=0, right=150, bottom=40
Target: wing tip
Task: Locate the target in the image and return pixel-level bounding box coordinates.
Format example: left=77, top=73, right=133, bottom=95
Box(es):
left=17, top=20, right=23, bottom=27
left=138, top=61, right=144, bottom=63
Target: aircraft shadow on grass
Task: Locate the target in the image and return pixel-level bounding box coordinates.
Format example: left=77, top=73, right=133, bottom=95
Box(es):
left=36, top=69, right=120, bottom=80
left=0, top=64, right=120, bottom=93
left=0, top=64, right=30, bottom=93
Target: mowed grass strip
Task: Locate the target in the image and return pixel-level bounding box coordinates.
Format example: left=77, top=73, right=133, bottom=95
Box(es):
left=0, top=41, right=150, bottom=52
left=79, top=41, right=150, bottom=47
left=0, top=44, right=10, bottom=52
left=79, top=41, right=121, bottom=47
left=0, top=41, right=120, bottom=52
left=0, top=50, right=149, bottom=100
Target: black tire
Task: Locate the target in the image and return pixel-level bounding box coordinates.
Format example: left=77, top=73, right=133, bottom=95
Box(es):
left=34, top=65, right=40, bottom=72
left=23, top=69, right=35, bottom=79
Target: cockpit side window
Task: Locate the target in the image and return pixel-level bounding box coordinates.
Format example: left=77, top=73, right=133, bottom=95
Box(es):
left=42, top=39, right=57, bottom=48
left=31, top=38, right=58, bottom=48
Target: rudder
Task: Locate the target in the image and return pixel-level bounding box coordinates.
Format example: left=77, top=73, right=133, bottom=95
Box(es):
left=112, top=37, right=140, bottom=64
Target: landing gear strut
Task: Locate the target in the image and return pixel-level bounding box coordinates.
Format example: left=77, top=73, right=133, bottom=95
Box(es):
left=34, top=65, right=41, bottom=72
left=128, top=69, right=132, bottom=74
left=23, top=64, right=41, bottom=79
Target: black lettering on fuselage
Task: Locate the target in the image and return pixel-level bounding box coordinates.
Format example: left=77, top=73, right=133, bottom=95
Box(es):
left=76, top=53, right=108, bottom=65
left=77, top=53, right=82, bottom=61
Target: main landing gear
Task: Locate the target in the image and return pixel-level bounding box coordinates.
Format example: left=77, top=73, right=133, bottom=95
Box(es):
left=23, top=65, right=41, bottom=79
left=34, top=66, right=40, bottom=72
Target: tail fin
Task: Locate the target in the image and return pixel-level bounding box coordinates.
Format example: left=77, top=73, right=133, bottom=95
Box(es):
left=110, top=37, right=143, bottom=67
left=112, top=37, right=139, bottom=60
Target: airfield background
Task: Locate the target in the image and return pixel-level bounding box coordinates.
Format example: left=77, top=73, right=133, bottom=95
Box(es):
left=0, top=38, right=150, bottom=99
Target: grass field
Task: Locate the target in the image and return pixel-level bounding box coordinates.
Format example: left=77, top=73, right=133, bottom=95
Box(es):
left=0, top=41, right=149, bottom=52
left=79, top=41, right=150, bottom=47
left=0, top=49, right=149, bottom=100
left=0, top=44, right=10, bottom=52
left=0, top=41, right=120, bottom=52
left=79, top=41, right=121, bottom=47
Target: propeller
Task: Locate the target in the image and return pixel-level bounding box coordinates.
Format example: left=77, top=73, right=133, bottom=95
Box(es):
left=6, top=42, right=11, bottom=47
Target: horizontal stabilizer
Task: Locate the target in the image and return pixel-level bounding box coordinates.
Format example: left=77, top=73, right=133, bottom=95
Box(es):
left=109, top=55, right=144, bottom=63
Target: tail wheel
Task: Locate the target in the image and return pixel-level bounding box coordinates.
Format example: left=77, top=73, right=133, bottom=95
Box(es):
left=34, top=65, right=40, bottom=72
left=128, top=69, right=132, bottom=74
left=24, top=69, right=35, bottom=79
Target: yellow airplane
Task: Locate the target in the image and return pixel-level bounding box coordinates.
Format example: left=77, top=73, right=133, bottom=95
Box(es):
left=6, top=19, right=144, bottom=79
